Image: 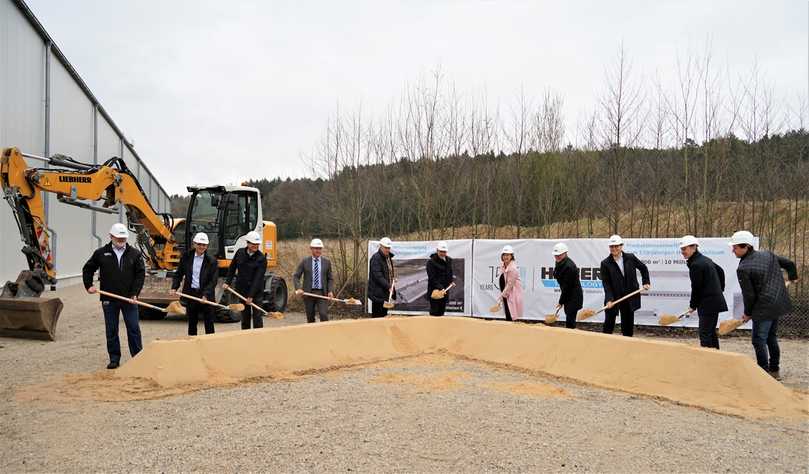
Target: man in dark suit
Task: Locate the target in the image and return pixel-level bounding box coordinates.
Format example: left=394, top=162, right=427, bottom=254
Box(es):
left=368, top=237, right=396, bottom=317
left=731, top=230, right=798, bottom=380
left=426, top=241, right=454, bottom=316
left=599, top=234, right=651, bottom=337
left=223, top=231, right=268, bottom=330
left=171, top=232, right=219, bottom=335
left=680, top=235, right=727, bottom=349
left=82, top=223, right=145, bottom=369
left=293, top=238, right=335, bottom=323
left=552, top=242, right=583, bottom=329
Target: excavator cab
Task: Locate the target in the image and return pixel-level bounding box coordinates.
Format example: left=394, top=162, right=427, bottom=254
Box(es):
left=185, top=185, right=262, bottom=264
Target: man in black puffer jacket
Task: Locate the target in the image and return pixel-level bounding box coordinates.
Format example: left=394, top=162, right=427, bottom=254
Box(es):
left=680, top=235, right=727, bottom=349
left=730, top=231, right=798, bottom=380
left=425, top=241, right=454, bottom=316
left=552, top=243, right=583, bottom=329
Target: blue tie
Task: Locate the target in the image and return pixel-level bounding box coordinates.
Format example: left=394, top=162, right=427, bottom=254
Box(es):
left=313, top=258, right=321, bottom=290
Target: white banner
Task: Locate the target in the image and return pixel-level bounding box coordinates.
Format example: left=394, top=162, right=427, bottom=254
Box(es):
left=471, top=238, right=755, bottom=328
left=367, top=240, right=475, bottom=315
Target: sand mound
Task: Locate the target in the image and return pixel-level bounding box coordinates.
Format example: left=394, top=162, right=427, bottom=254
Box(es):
left=482, top=381, right=571, bottom=398
left=369, top=371, right=472, bottom=391
left=30, top=317, right=809, bottom=420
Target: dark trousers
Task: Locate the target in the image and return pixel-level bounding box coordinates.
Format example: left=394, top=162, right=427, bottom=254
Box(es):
left=241, top=305, right=263, bottom=330
left=752, top=319, right=780, bottom=371
left=697, top=309, right=719, bottom=349
left=371, top=301, right=388, bottom=318
left=102, top=299, right=142, bottom=364
left=503, top=298, right=512, bottom=321
left=429, top=296, right=448, bottom=316
left=304, top=289, right=329, bottom=323
left=603, top=303, right=634, bottom=337
left=185, top=289, right=215, bottom=336
left=564, top=303, right=581, bottom=329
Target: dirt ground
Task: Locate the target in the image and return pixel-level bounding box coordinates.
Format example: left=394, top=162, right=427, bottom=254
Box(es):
left=1, top=284, right=808, bottom=473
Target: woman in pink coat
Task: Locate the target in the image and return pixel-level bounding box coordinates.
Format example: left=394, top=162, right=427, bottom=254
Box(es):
left=499, top=245, right=524, bottom=320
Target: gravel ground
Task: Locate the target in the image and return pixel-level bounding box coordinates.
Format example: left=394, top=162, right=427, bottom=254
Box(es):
left=1, top=284, right=808, bottom=473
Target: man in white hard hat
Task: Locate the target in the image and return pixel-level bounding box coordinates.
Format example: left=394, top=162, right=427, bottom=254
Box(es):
left=82, top=222, right=145, bottom=369
left=293, top=238, right=334, bottom=323
left=224, top=231, right=268, bottom=330
left=552, top=242, right=583, bottom=329
left=171, top=232, right=218, bottom=335
left=426, top=241, right=454, bottom=316
left=599, top=235, right=651, bottom=337
left=730, top=230, right=798, bottom=379
left=368, top=237, right=396, bottom=317
left=679, top=235, right=727, bottom=349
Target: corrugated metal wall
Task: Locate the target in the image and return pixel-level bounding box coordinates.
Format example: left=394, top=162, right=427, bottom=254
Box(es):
left=0, top=0, right=172, bottom=285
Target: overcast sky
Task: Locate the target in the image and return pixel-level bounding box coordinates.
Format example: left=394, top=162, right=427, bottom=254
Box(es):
left=26, top=0, right=807, bottom=195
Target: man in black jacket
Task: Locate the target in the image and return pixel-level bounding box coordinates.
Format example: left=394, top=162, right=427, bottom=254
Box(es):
left=426, top=241, right=454, bottom=316
left=731, top=230, right=798, bottom=379
left=552, top=243, right=583, bottom=329
left=680, top=235, right=727, bottom=349
left=599, top=235, right=651, bottom=337
left=368, top=237, right=396, bottom=317
left=223, top=231, right=267, bottom=330
left=82, top=223, right=145, bottom=369
left=171, top=232, right=219, bottom=335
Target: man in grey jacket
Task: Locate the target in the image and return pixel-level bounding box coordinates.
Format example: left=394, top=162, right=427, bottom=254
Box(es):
left=293, top=238, right=334, bottom=323
left=730, top=231, right=798, bottom=380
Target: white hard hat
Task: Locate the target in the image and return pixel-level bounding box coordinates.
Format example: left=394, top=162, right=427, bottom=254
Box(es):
left=436, top=241, right=449, bottom=252
left=608, top=234, right=624, bottom=246
left=379, top=237, right=393, bottom=248
left=193, top=232, right=209, bottom=245
left=501, top=245, right=514, bottom=254
left=552, top=242, right=569, bottom=256
left=109, top=223, right=129, bottom=239
left=729, top=230, right=755, bottom=247
left=310, top=238, right=324, bottom=248
left=679, top=235, right=699, bottom=248
left=245, top=231, right=262, bottom=245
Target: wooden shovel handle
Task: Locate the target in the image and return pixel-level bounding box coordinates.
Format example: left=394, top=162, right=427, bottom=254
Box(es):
left=598, top=288, right=645, bottom=314
left=175, top=291, right=228, bottom=310
left=225, top=286, right=268, bottom=315
left=98, top=290, right=167, bottom=312
left=302, top=291, right=360, bottom=305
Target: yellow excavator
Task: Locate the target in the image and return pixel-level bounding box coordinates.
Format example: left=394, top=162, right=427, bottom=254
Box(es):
left=0, top=147, right=288, bottom=339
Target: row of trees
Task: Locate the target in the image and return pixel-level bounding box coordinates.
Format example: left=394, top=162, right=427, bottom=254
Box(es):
left=172, top=46, right=808, bottom=300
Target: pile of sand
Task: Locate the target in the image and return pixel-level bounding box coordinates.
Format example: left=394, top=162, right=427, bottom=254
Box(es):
left=21, top=317, right=809, bottom=420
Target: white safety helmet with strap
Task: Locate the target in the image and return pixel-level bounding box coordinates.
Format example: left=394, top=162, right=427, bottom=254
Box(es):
left=245, top=231, right=262, bottom=245
left=729, top=230, right=755, bottom=247
left=552, top=242, right=569, bottom=256
left=109, top=223, right=129, bottom=239
left=608, top=234, right=623, bottom=246
left=436, top=241, right=449, bottom=252
left=379, top=237, right=393, bottom=248
left=501, top=245, right=514, bottom=255
left=310, top=238, right=324, bottom=248
left=193, top=232, right=209, bottom=245
left=679, top=235, right=699, bottom=248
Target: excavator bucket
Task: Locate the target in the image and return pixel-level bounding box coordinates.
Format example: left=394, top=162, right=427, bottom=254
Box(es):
left=0, top=296, right=63, bottom=341
left=0, top=270, right=63, bottom=341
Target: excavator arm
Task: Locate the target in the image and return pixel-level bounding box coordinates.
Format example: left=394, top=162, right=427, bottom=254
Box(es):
left=1, top=147, right=178, bottom=285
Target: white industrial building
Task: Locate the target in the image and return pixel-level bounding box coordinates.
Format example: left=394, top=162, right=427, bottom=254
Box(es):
left=0, top=0, right=171, bottom=285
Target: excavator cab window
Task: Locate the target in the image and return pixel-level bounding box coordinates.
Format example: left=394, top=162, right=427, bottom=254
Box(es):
left=221, top=192, right=258, bottom=247
left=186, top=189, right=222, bottom=257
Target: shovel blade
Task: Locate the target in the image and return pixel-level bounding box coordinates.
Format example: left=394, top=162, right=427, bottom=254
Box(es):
left=0, top=296, right=63, bottom=341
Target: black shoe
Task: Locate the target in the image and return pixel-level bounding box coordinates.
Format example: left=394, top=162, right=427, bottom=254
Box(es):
left=107, top=361, right=119, bottom=370
left=767, top=370, right=781, bottom=381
